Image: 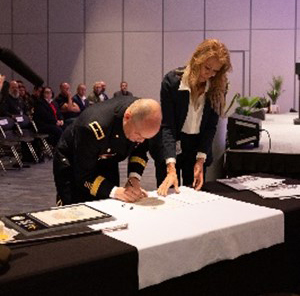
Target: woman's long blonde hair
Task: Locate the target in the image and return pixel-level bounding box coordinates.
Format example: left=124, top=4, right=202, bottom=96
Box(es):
left=187, top=39, right=232, bottom=115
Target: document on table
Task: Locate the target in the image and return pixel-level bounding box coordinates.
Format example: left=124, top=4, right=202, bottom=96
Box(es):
left=217, top=175, right=285, bottom=191
left=253, top=184, right=300, bottom=199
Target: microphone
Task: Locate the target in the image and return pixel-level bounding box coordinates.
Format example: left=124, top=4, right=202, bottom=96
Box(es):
left=0, top=47, right=44, bottom=87
left=0, top=245, right=11, bottom=269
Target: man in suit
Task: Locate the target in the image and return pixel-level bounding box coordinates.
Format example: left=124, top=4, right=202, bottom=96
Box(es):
left=72, top=83, right=89, bottom=113
left=113, top=81, right=133, bottom=98
left=99, top=81, right=109, bottom=101
left=53, top=96, right=162, bottom=206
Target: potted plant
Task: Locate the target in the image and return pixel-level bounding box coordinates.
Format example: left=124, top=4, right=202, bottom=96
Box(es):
left=267, top=76, right=283, bottom=113
left=225, top=93, right=266, bottom=120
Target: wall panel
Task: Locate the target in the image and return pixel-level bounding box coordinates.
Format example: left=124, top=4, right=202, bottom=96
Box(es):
left=49, top=0, right=84, bottom=33
left=49, top=33, right=84, bottom=94
left=252, top=0, right=295, bottom=29
left=164, top=0, right=204, bottom=31
left=124, top=0, right=162, bottom=31
left=85, top=0, right=122, bottom=32
left=206, top=0, right=250, bottom=30
left=163, top=31, right=204, bottom=74
left=85, top=32, right=122, bottom=98
left=13, top=0, right=47, bottom=33
left=124, top=32, right=162, bottom=101
left=0, top=0, right=11, bottom=33
left=205, top=30, right=250, bottom=51
left=251, top=30, right=295, bottom=113
left=13, top=34, right=47, bottom=90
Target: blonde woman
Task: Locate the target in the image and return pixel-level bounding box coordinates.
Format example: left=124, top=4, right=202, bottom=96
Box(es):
left=151, top=39, right=232, bottom=196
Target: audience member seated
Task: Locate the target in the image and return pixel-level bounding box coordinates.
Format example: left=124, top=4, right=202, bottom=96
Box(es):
left=72, top=83, right=89, bottom=113
left=33, top=87, right=64, bottom=147
left=113, top=81, right=133, bottom=98
left=0, top=80, right=26, bottom=117
left=31, top=85, right=43, bottom=102
left=99, top=81, right=109, bottom=101
left=28, top=85, right=43, bottom=116
left=16, top=80, right=25, bottom=89
left=55, top=82, right=80, bottom=126
left=87, top=81, right=102, bottom=105
left=19, top=85, right=33, bottom=116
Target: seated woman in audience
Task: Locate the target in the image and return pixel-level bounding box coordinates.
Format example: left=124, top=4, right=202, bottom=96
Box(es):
left=33, top=87, right=64, bottom=146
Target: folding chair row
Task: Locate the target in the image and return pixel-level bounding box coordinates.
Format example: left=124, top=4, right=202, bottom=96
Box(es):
left=0, top=115, right=53, bottom=171
left=0, top=116, right=24, bottom=170
left=15, top=114, right=53, bottom=160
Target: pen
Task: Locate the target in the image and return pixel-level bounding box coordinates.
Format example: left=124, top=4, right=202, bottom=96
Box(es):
left=128, top=178, right=134, bottom=187
left=127, top=178, right=147, bottom=198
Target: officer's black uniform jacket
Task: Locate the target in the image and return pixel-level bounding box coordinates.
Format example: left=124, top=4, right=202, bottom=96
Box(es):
left=54, top=96, right=148, bottom=203
left=160, top=67, right=219, bottom=166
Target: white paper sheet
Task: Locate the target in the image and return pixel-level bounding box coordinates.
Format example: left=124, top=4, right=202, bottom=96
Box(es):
left=254, top=184, right=300, bottom=199
left=217, top=175, right=285, bottom=191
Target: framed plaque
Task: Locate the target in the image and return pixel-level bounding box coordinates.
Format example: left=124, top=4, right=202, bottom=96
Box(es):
left=2, top=204, right=113, bottom=236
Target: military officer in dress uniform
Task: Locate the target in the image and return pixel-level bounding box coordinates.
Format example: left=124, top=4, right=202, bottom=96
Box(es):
left=53, top=96, right=162, bottom=206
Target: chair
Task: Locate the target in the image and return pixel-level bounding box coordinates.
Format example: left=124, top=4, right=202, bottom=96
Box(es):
left=14, top=114, right=53, bottom=160
left=13, top=115, right=39, bottom=163
left=0, top=116, right=23, bottom=169
left=29, top=118, right=53, bottom=158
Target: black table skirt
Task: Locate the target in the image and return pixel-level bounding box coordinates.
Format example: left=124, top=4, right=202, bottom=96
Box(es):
left=226, top=150, right=300, bottom=179
left=139, top=244, right=294, bottom=296
left=0, top=233, right=138, bottom=296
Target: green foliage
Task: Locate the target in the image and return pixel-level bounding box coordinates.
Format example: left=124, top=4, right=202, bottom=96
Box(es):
left=267, top=76, right=283, bottom=104
left=258, top=96, right=269, bottom=108
left=224, top=93, right=263, bottom=116
left=235, top=95, right=261, bottom=116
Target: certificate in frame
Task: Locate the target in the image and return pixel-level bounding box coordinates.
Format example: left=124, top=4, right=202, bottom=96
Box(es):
left=2, top=204, right=113, bottom=236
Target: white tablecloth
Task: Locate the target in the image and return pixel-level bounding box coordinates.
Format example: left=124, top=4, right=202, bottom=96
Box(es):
left=88, top=187, right=284, bottom=289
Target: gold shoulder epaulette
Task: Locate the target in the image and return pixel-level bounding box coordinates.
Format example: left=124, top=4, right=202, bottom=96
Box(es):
left=89, top=121, right=105, bottom=140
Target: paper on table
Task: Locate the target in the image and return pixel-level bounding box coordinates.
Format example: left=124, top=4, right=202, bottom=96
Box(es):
left=218, top=175, right=285, bottom=191
left=254, top=184, right=300, bottom=199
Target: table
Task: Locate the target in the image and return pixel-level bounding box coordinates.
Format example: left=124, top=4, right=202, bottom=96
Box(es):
left=0, top=232, right=138, bottom=296
left=226, top=113, right=300, bottom=178
left=140, top=178, right=300, bottom=296
left=1, top=178, right=300, bottom=296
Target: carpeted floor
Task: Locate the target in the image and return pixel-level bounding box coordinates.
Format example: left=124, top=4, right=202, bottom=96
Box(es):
left=0, top=157, right=157, bottom=217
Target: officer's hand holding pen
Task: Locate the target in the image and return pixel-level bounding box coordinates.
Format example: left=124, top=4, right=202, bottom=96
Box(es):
left=125, top=177, right=148, bottom=200
left=114, top=178, right=147, bottom=203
